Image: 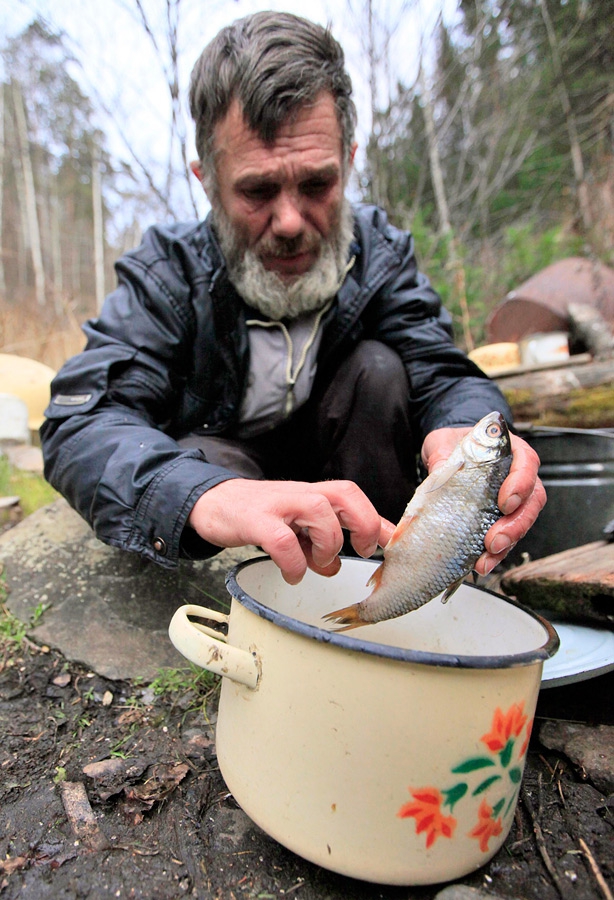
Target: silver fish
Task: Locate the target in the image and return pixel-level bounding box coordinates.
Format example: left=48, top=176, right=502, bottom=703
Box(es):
left=323, top=411, right=513, bottom=631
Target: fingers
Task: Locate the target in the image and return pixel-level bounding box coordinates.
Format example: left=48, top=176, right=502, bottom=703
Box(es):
left=498, top=433, right=542, bottom=516
left=188, top=479, right=384, bottom=585
left=477, top=434, right=547, bottom=574
left=421, top=426, right=471, bottom=472
left=312, top=480, right=383, bottom=559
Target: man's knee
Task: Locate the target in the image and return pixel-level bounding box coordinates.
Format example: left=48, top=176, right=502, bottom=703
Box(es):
left=348, top=340, right=409, bottom=403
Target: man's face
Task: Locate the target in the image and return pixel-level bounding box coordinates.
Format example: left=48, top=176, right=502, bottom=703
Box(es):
left=206, top=91, right=353, bottom=284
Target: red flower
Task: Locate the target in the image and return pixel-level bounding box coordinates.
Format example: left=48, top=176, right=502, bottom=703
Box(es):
left=398, top=787, right=457, bottom=849
left=468, top=799, right=503, bottom=853
left=480, top=702, right=528, bottom=753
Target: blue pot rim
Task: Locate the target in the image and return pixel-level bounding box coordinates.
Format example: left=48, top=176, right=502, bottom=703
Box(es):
left=225, top=556, right=560, bottom=671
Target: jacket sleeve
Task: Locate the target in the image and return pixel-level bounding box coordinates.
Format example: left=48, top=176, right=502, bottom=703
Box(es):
left=40, top=227, right=238, bottom=569
left=360, top=209, right=512, bottom=437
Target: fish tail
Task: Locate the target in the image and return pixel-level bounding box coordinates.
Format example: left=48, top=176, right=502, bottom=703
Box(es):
left=322, top=602, right=365, bottom=632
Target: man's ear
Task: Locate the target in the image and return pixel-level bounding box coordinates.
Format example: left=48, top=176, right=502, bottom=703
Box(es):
left=190, top=160, right=204, bottom=183
left=348, top=142, right=358, bottom=169
left=190, top=160, right=215, bottom=202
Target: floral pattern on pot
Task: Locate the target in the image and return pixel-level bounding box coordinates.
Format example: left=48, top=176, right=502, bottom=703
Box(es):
left=398, top=701, right=534, bottom=852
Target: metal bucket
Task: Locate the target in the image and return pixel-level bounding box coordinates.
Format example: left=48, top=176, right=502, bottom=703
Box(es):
left=509, top=426, right=614, bottom=562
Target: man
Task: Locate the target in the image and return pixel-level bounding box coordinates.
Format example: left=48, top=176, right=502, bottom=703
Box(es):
left=41, top=12, right=545, bottom=587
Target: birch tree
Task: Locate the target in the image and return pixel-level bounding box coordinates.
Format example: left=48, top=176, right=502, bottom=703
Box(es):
left=11, top=79, right=46, bottom=306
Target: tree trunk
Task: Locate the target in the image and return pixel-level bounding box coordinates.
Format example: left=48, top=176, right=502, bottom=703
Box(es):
left=50, top=191, right=63, bottom=314
left=496, top=356, right=614, bottom=429
left=539, top=0, right=592, bottom=232
left=0, top=84, right=6, bottom=296
left=11, top=79, right=46, bottom=306
left=91, top=147, right=105, bottom=312
left=419, top=61, right=474, bottom=351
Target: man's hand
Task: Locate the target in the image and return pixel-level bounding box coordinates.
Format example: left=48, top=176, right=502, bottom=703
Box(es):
left=188, top=479, right=387, bottom=585
left=421, top=426, right=546, bottom=575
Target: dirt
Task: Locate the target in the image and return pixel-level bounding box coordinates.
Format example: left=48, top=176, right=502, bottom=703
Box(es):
left=0, top=638, right=613, bottom=900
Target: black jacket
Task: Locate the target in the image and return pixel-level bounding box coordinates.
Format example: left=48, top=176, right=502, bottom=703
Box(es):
left=41, top=204, right=511, bottom=568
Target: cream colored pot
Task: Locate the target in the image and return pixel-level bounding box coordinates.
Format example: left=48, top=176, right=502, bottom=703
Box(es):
left=169, top=557, right=558, bottom=886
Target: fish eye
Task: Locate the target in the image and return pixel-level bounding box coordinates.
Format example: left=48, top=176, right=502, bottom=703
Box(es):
left=486, top=424, right=501, bottom=437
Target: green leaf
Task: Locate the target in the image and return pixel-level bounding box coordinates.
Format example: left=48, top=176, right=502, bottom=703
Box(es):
left=509, top=767, right=522, bottom=784
left=452, top=757, right=496, bottom=774
left=500, top=739, right=514, bottom=768
left=505, top=789, right=519, bottom=818
left=492, top=797, right=506, bottom=817
left=443, top=783, right=468, bottom=810
left=472, top=775, right=502, bottom=796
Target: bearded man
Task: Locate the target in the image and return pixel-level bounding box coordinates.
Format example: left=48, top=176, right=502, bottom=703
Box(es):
left=41, top=12, right=545, bottom=585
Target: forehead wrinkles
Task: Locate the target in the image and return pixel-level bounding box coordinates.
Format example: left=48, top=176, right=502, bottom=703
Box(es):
left=213, top=95, right=344, bottom=180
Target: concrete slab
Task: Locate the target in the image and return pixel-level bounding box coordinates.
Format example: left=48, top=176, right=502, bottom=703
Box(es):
left=4, top=443, right=44, bottom=473
left=0, top=498, right=263, bottom=681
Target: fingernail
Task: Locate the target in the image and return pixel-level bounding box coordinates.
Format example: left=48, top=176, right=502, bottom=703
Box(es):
left=482, top=558, right=497, bottom=576
left=502, top=494, right=521, bottom=516
left=490, top=534, right=512, bottom=555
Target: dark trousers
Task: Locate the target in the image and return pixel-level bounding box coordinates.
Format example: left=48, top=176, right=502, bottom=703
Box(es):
left=178, top=340, right=418, bottom=525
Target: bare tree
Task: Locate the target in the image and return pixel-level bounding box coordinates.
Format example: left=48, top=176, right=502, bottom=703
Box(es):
left=131, top=0, right=199, bottom=217
left=92, top=145, right=105, bottom=312
left=348, top=0, right=418, bottom=207
left=538, top=0, right=592, bottom=231
left=0, top=84, right=6, bottom=296
left=11, top=79, right=45, bottom=306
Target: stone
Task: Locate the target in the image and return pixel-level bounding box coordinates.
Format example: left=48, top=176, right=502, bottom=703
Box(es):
left=539, top=720, right=614, bottom=794
left=0, top=498, right=264, bottom=681
left=4, top=443, right=44, bottom=473
left=435, top=885, right=523, bottom=900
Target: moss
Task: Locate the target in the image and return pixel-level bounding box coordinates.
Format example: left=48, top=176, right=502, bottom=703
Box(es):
left=503, top=383, right=614, bottom=429
left=0, top=455, right=58, bottom=517
left=504, top=577, right=613, bottom=626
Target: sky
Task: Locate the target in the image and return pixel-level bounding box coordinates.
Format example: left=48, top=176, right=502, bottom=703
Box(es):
left=2, top=0, right=457, bottom=226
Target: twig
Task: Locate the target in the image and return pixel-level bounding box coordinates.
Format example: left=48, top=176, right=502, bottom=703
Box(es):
left=579, top=838, right=613, bottom=900
left=521, top=785, right=567, bottom=899
left=59, top=781, right=111, bottom=852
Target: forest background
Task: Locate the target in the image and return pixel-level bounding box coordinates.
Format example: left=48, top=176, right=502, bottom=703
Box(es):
left=1, top=0, right=613, bottom=372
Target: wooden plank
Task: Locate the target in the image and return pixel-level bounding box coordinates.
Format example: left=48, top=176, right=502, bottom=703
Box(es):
left=502, top=541, right=614, bottom=625
left=504, top=542, right=614, bottom=591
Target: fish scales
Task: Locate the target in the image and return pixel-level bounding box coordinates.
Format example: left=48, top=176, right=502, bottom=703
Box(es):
left=370, top=455, right=512, bottom=621
left=323, top=412, right=513, bottom=630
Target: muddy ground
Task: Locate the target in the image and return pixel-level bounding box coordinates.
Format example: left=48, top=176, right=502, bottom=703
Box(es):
left=0, top=632, right=612, bottom=900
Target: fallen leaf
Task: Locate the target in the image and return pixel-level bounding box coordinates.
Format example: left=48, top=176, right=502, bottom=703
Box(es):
left=0, top=856, right=28, bottom=875
left=128, top=761, right=189, bottom=803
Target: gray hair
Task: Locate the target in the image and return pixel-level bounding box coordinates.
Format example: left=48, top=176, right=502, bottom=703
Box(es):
left=189, top=12, right=356, bottom=189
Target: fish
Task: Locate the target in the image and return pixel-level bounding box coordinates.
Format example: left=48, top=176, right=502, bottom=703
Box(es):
left=323, top=411, right=513, bottom=631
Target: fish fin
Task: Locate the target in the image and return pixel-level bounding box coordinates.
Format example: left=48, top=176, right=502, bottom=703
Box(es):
left=366, top=560, right=386, bottom=588
left=383, top=514, right=416, bottom=551
left=440, top=577, right=465, bottom=604
left=322, top=603, right=365, bottom=632
left=422, top=458, right=464, bottom=494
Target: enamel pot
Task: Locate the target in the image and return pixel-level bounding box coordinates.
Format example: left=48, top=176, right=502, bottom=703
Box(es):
left=168, top=557, right=558, bottom=886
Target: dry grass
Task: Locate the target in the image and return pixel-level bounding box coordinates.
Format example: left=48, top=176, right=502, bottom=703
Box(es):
left=0, top=299, right=87, bottom=371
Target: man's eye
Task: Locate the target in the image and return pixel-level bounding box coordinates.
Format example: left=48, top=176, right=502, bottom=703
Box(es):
left=301, top=180, right=332, bottom=197
left=242, top=184, right=278, bottom=201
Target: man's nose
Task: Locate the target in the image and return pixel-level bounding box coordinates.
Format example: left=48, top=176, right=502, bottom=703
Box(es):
left=270, top=191, right=305, bottom=238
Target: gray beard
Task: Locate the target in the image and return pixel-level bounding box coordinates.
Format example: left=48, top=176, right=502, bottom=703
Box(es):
left=213, top=199, right=355, bottom=320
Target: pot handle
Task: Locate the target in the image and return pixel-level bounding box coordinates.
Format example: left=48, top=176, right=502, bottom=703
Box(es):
left=168, top=604, right=259, bottom=689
